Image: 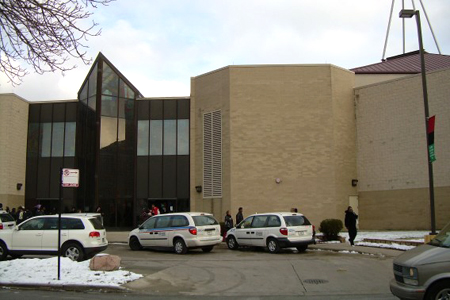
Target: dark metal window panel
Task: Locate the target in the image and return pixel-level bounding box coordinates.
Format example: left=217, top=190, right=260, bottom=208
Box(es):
left=137, top=100, right=149, bottom=120
left=163, top=156, right=177, bottom=199
left=37, top=158, right=51, bottom=198
left=177, top=99, right=190, bottom=119
left=177, top=156, right=190, bottom=199
left=52, top=103, right=66, bottom=122
left=66, top=102, right=78, bottom=122
left=50, top=157, right=63, bottom=198
left=149, top=156, right=163, bottom=198
left=150, top=100, right=163, bottom=120
left=28, top=104, right=40, bottom=122
left=40, top=104, right=53, bottom=123
left=136, top=156, right=149, bottom=199
left=163, top=100, right=177, bottom=119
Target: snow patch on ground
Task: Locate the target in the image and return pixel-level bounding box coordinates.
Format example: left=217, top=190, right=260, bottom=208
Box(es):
left=0, top=256, right=142, bottom=286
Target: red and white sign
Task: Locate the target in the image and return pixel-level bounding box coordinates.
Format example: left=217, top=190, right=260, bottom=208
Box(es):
left=61, top=168, right=79, bottom=187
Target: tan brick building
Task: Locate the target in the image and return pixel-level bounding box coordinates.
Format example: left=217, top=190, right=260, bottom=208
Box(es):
left=190, top=64, right=357, bottom=228
left=0, top=94, right=29, bottom=210
left=1, top=52, right=449, bottom=230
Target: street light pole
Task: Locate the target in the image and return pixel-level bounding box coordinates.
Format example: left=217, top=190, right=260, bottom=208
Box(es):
left=399, top=9, right=436, bottom=235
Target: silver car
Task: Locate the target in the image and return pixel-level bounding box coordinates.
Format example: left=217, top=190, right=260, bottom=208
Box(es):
left=390, top=221, right=450, bottom=300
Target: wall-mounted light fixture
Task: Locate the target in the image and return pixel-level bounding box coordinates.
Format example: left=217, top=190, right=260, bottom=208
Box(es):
left=16, top=183, right=23, bottom=191
left=275, top=178, right=282, bottom=184
left=195, top=186, right=202, bottom=193
left=351, top=179, right=358, bottom=187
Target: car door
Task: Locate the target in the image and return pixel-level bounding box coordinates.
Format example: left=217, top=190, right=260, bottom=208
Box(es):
left=41, top=217, right=69, bottom=251
left=234, top=216, right=254, bottom=246
left=153, top=216, right=171, bottom=247
left=137, top=217, right=157, bottom=247
left=11, top=218, right=45, bottom=250
left=250, top=215, right=269, bottom=247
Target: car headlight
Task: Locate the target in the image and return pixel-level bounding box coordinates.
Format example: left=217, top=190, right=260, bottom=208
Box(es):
left=402, top=267, right=419, bottom=286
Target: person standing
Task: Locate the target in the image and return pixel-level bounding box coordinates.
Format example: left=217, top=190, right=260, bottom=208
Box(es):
left=224, top=210, right=233, bottom=237
left=345, top=206, right=358, bottom=246
left=151, top=204, right=160, bottom=216
left=236, top=207, right=244, bottom=225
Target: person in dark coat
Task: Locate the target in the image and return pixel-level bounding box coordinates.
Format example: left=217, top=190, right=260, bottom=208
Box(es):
left=236, top=207, right=244, bottom=225
left=345, top=206, right=358, bottom=246
left=224, top=210, right=233, bottom=241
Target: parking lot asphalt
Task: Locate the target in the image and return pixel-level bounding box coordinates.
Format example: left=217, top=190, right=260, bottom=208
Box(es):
left=1, top=231, right=404, bottom=295
left=107, top=231, right=403, bottom=258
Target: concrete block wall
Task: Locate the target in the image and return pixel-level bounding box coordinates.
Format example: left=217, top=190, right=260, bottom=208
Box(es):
left=192, top=65, right=357, bottom=227
left=355, top=68, right=450, bottom=229
left=0, top=94, right=29, bottom=210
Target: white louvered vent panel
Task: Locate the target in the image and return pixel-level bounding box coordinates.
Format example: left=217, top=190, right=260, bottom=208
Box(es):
left=203, top=110, right=222, bottom=198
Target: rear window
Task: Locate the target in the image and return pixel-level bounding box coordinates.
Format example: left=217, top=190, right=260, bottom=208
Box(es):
left=89, top=218, right=104, bottom=230
left=193, top=215, right=218, bottom=226
left=62, top=218, right=85, bottom=230
left=283, top=216, right=311, bottom=227
left=0, top=213, right=15, bottom=222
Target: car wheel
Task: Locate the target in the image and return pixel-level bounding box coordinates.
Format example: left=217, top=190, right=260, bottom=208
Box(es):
left=425, top=280, right=450, bottom=300
left=174, top=238, right=188, bottom=254
left=129, top=236, right=143, bottom=251
left=202, top=246, right=214, bottom=253
left=0, top=242, right=8, bottom=261
left=296, top=245, right=308, bottom=253
left=227, top=236, right=239, bottom=250
left=267, top=238, right=280, bottom=254
left=62, top=243, right=84, bottom=262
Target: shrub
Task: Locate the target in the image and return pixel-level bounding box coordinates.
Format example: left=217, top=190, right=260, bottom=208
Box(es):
left=319, top=219, right=343, bottom=241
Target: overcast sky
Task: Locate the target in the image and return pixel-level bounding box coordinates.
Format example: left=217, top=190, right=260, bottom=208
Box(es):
left=1, top=0, right=449, bottom=101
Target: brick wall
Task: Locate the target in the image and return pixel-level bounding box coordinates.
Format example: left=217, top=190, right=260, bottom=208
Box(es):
left=192, top=65, right=356, bottom=227
left=0, top=94, right=29, bottom=209
left=355, top=68, right=450, bottom=229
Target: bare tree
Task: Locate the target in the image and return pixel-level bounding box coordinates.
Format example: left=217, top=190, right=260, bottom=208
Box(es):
left=0, top=0, right=113, bottom=85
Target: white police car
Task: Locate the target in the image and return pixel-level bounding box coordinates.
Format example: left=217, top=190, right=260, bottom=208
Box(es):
left=128, top=212, right=222, bottom=254
left=226, top=212, right=315, bottom=253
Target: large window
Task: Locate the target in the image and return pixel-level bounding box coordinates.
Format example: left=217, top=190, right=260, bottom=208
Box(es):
left=137, top=119, right=189, bottom=156
left=40, top=122, right=76, bottom=157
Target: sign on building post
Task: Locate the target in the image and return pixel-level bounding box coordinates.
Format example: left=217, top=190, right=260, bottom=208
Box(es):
left=58, top=168, right=80, bottom=280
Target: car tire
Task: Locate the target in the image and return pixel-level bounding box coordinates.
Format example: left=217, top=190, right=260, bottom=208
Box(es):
left=62, top=242, right=85, bottom=262
left=202, top=246, right=214, bottom=253
left=425, top=280, right=450, bottom=300
left=0, top=242, right=8, bottom=261
left=227, top=236, right=239, bottom=250
left=267, top=238, right=280, bottom=254
left=129, top=236, right=143, bottom=251
left=296, top=245, right=308, bottom=253
left=174, top=238, right=188, bottom=254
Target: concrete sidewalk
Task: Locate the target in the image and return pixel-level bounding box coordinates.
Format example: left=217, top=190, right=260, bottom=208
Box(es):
left=106, top=231, right=403, bottom=257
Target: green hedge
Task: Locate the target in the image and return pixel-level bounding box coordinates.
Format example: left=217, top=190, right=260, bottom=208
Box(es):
left=319, top=219, right=343, bottom=241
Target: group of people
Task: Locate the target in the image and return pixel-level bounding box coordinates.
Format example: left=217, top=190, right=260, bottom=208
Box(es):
left=139, top=204, right=167, bottom=223
left=222, top=206, right=359, bottom=246
left=0, top=203, right=40, bottom=224
left=223, top=207, right=243, bottom=236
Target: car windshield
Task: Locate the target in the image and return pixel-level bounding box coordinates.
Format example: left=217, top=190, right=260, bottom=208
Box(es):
left=192, top=215, right=218, bottom=226
left=0, top=213, right=15, bottom=222
left=283, top=216, right=311, bottom=227
left=429, top=222, right=450, bottom=248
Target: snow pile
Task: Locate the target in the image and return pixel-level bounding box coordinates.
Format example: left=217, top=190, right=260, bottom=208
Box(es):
left=0, top=256, right=142, bottom=286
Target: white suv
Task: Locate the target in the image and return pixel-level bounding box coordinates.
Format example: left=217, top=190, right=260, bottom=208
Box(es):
left=226, top=212, right=315, bottom=253
left=0, top=214, right=108, bottom=261
left=0, top=211, right=16, bottom=230
left=128, top=212, right=222, bottom=254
